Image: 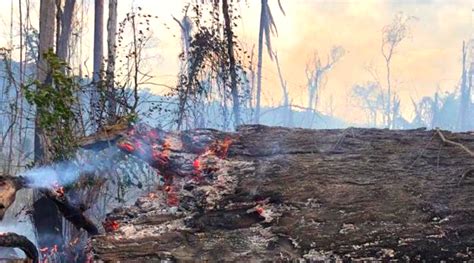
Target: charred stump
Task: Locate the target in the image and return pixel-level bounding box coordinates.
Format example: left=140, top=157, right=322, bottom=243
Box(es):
left=90, top=125, right=474, bottom=261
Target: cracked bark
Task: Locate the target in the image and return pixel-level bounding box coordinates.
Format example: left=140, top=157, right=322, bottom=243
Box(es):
left=90, top=125, right=474, bottom=261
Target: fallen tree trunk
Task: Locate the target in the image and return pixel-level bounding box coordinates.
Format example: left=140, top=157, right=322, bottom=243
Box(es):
left=89, top=125, right=474, bottom=261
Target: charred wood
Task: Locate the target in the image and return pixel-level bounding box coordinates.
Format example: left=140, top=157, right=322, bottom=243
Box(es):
left=0, top=232, right=38, bottom=263
left=91, top=126, right=474, bottom=261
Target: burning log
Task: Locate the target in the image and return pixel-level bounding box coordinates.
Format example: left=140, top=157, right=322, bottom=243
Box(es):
left=0, top=232, right=38, bottom=263
left=0, top=173, right=99, bottom=237
left=91, top=126, right=474, bottom=261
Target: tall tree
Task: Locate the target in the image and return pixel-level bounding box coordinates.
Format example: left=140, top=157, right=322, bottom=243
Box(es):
left=306, top=46, right=344, bottom=112
left=56, top=0, right=77, bottom=63
left=381, top=13, right=413, bottom=128
left=458, top=41, right=470, bottom=131
left=34, top=0, right=64, bottom=252
left=35, top=0, right=56, bottom=163
left=92, top=0, right=104, bottom=126
left=106, top=0, right=118, bottom=123
left=255, top=0, right=284, bottom=124
left=222, top=0, right=241, bottom=127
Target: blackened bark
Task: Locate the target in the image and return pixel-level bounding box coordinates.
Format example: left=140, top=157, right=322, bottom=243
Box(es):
left=0, top=232, right=38, bottom=263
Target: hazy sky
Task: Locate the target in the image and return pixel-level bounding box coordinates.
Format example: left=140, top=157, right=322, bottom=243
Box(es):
left=1, top=0, right=472, bottom=124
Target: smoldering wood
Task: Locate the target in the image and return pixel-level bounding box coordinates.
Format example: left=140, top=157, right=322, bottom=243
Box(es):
left=0, top=232, right=38, bottom=263
left=0, top=174, right=99, bottom=236
left=91, top=125, right=474, bottom=261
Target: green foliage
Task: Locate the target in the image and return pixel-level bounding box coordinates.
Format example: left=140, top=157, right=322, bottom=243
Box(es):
left=24, top=49, right=78, bottom=160
left=173, top=2, right=250, bottom=130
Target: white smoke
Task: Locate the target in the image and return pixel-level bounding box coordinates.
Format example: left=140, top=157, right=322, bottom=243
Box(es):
left=19, top=147, right=123, bottom=189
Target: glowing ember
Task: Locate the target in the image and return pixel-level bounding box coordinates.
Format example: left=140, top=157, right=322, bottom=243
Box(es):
left=114, top=125, right=235, bottom=209
left=256, top=206, right=264, bottom=215
left=52, top=181, right=65, bottom=198
left=193, top=159, right=201, bottom=169
left=117, top=141, right=135, bottom=153
left=205, top=137, right=233, bottom=158
left=103, top=219, right=120, bottom=232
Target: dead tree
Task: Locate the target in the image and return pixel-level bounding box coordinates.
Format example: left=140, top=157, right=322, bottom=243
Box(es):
left=381, top=13, right=413, bottom=128
left=306, top=46, right=344, bottom=112
left=458, top=41, right=470, bottom=131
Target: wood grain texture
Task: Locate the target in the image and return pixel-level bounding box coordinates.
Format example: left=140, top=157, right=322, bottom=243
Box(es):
left=79, top=126, right=474, bottom=260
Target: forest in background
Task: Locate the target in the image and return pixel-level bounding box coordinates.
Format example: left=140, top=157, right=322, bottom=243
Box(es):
left=0, top=1, right=471, bottom=174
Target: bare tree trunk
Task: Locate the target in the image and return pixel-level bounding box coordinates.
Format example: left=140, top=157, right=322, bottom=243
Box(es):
left=35, top=0, right=56, bottom=164
left=222, top=0, right=240, bottom=128
left=385, top=58, right=392, bottom=128
left=255, top=0, right=266, bottom=124
left=458, top=42, right=468, bottom=131
left=37, top=0, right=55, bottom=75
left=56, top=0, right=77, bottom=62
left=106, top=0, right=117, bottom=123
left=16, top=0, right=24, bottom=173
left=92, top=0, right=104, bottom=127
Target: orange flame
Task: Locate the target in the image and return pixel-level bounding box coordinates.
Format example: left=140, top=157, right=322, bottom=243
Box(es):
left=118, top=141, right=135, bottom=153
